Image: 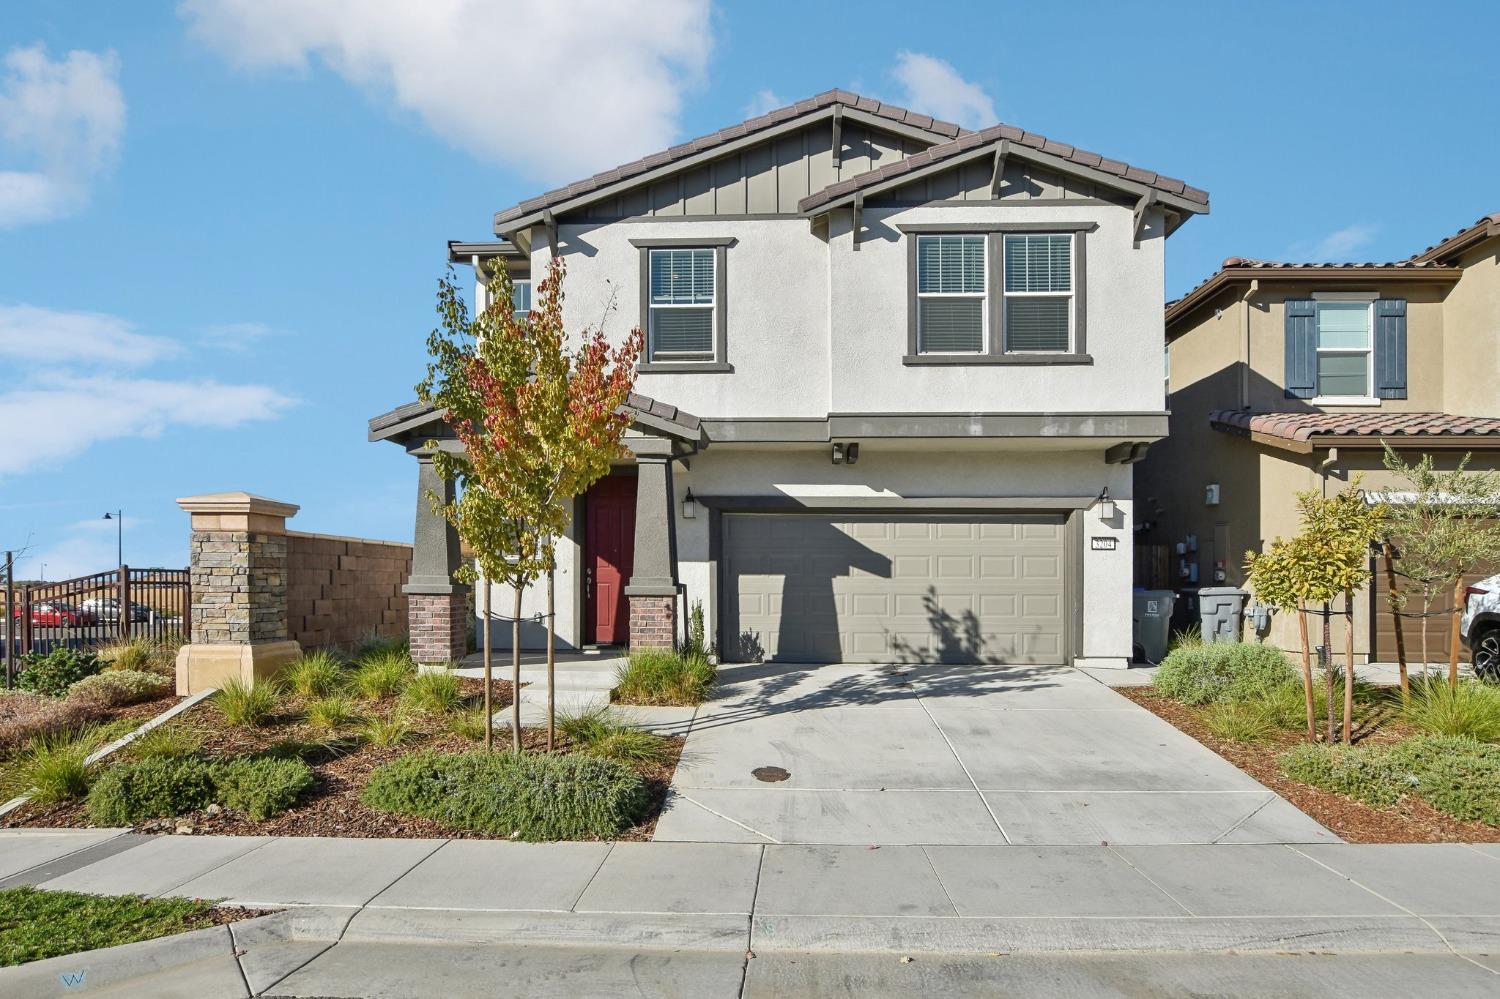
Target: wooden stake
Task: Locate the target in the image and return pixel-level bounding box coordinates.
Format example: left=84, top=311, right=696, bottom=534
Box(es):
left=1297, top=600, right=1316, bottom=742
left=1343, top=589, right=1355, bottom=744
left=546, top=564, right=556, bottom=753
left=1382, top=542, right=1409, bottom=697
left=512, top=584, right=523, bottom=752
left=482, top=583, right=492, bottom=752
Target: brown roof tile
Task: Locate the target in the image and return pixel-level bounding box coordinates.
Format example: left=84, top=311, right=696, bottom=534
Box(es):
left=1209, top=410, right=1500, bottom=445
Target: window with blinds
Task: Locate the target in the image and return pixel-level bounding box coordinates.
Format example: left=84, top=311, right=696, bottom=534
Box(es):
left=916, top=234, right=986, bottom=352
left=511, top=279, right=532, bottom=322
left=648, top=248, right=715, bottom=359
left=1003, top=233, right=1072, bottom=352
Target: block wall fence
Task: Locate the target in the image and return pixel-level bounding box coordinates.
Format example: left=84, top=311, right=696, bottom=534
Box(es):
left=285, top=531, right=412, bottom=651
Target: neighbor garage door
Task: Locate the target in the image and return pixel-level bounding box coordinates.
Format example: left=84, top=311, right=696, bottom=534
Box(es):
left=722, top=513, right=1067, bottom=664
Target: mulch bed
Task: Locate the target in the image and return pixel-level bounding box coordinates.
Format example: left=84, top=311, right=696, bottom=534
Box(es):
left=3, top=677, right=683, bottom=841
left=1120, top=686, right=1500, bottom=844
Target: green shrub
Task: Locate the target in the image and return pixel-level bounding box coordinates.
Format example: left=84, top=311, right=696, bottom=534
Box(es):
left=86, top=754, right=314, bottom=824
left=87, top=757, right=217, bottom=824
left=3, top=729, right=107, bottom=803
left=1281, top=735, right=1500, bottom=825
left=352, top=650, right=415, bottom=699
left=362, top=750, right=649, bottom=840
left=445, top=709, right=487, bottom=742
left=282, top=652, right=347, bottom=699
left=400, top=671, right=462, bottom=715
left=97, top=635, right=180, bottom=678
left=1152, top=642, right=1295, bottom=705
left=1260, top=682, right=1312, bottom=729
left=303, top=695, right=359, bottom=731
left=615, top=649, right=715, bottom=706
left=362, top=711, right=415, bottom=748
left=17, top=648, right=104, bottom=698
left=213, top=756, right=314, bottom=820
left=557, top=706, right=674, bottom=766
left=1402, top=676, right=1500, bottom=742
left=68, top=669, right=171, bottom=707
left=216, top=678, right=278, bottom=727
left=1203, top=701, right=1277, bottom=744
left=125, top=724, right=202, bottom=760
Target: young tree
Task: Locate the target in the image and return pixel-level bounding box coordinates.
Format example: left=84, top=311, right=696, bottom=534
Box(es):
left=418, top=257, right=641, bottom=751
left=1245, top=481, right=1384, bottom=742
left=1381, top=446, right=1500, bottom=689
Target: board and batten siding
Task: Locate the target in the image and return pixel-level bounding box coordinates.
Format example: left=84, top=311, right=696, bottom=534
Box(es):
left=869, top=160, right=1114, bottom=206
left=577, top=122, right=924, bottom=219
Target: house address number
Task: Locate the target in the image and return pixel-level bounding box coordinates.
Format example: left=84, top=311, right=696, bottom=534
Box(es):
left=1090, top=537, right=1118, bottom=551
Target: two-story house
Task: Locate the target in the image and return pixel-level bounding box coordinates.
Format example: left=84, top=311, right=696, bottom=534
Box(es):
left=1137, top=213, right=1500, bottom=662
left=371, top=90, right=1208, bottom=669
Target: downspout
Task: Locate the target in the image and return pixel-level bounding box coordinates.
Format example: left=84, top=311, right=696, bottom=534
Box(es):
left=1240, top=279, right=1258, bottom=409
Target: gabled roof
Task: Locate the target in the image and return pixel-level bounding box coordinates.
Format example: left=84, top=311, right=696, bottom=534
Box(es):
left=1209, top=409, right=1500, bottom=454
left=368, top=392, right=704, bottom=446
left=492, top=90, right=968, bottom=234
left=798, top=124, right=1209, bottom=218
left=1409, top=212, right=1500, bottom=265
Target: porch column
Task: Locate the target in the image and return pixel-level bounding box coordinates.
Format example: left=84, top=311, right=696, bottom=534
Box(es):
left=174, top=492, right=303, bottom=694
left=404, top=452, right=470, bottom=666
left=625, top=437, right=677, bottom=649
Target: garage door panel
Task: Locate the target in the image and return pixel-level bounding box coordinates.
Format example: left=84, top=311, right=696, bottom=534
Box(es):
left=725, top=513, right=1067, bottom=665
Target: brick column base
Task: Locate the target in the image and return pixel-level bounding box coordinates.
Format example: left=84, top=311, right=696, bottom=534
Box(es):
left=409, top=591, right=469, bottom=665
left=629, top=594, right=676, bottom=650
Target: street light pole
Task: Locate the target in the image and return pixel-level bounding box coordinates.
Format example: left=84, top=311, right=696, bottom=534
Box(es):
left=104, top=510, right=122, bottom=566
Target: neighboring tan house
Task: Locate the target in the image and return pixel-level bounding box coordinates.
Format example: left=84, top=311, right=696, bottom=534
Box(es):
left=371, top=90, right=1209, bottom=668
left=1136, top=213, right=1500, bottom=662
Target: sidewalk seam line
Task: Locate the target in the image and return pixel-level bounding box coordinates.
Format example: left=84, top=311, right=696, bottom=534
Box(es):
left=157, top=837, right=282, bottom=899
left=920, top=846, right=963, bottom=917
left=1105, top=846, right=1198, bottom=917
left=911, top=687, right=1011, bottom=844
left=670, top=792, right=783, bottom=844
left=361, top=839, right=449, bottom=909
left=740, top=844, right=766, bottom=998
left=221, top=924, right=253, bottom=998
left=1287, top=844, right=1499, bottom=976
left=568, top=841, right=616, bottom=911
left=1210, top=794, right=1275, bottom=844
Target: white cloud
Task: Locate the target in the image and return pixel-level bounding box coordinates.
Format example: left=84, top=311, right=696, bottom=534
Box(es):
left=0, top=372, right=293, bottom=475
left=200, top=320, right=275, bottom=352
left=1288, top=223, right=1381, bottom=262
left=889, top=51, right=996, bottom=131
left=179, top=0, right=713, bottom=183
left=0, top=304, right=177, bottom=367
left=743, top=89, right=783, bottom=118
left=0, top=44, right=125, bottom=228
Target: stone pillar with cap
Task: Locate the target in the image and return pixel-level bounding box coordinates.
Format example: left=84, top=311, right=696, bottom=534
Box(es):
left=174, top=491, right=303, bottom=694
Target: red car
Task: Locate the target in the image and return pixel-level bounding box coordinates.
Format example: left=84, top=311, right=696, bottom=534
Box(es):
left=11, top=601, right=95, bottom=627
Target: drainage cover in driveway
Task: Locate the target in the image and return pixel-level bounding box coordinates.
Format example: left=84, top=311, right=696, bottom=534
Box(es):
left=752, top=767, right=791, bottom=783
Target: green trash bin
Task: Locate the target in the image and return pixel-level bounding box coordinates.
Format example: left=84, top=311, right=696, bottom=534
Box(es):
left=1133, top=589, right=1176, bottom=664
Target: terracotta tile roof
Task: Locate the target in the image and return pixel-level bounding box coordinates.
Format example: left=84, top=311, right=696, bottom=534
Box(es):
left=1409, top=212, right=1500, bottom=264
left=492, top=90, right=968, bottom=229
left=797, top=122, right=1208, bottom=215
left=1209, top=409, right=1500, bottom=444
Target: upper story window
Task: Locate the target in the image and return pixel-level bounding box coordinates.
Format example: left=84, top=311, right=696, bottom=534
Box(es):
left=901, top=223, right=1093, bottom=367
left=631, top=237, right=734, bottom=373
left=511, top=279, right=533, bottom=322
left=1314, top=300, right=1373, bottom=399
left=1003, top=234, right=1073, bottom=352
left=916, top=235, right=987, bottom=352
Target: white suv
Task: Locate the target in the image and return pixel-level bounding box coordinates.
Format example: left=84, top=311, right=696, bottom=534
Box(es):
left=1460, top=574, right=1500, bottom=681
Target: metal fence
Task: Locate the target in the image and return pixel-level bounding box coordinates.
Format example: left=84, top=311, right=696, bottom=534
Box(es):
left=2, top=563, right=190, bottom=679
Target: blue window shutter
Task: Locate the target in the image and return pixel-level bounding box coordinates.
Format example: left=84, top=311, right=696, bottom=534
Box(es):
left=1374, top=298, right=1408, bottom=399
left=1284, top=299, right=1317, bottom=399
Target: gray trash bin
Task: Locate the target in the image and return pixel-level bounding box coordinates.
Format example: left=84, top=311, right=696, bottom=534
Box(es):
left=1133, top=589, right=1176, bottom=664
left=1198, top=587, right=1250, bottom=643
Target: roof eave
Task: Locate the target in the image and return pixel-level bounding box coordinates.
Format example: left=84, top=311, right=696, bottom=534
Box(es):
left=447, top=240, right=520, bottom=263
left=1410, top=217, right=1500, bottom=265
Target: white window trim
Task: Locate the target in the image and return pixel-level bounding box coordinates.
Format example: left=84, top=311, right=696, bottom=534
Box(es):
left=1002, top=232, right=1075, bottom=354
left=647, top=248, right=717, bottom=361
left=511, top=278, right=533, bottom=322
left=1311, top=297, right=1375, bottom=404
left=915, top=234, right=988, bottom=354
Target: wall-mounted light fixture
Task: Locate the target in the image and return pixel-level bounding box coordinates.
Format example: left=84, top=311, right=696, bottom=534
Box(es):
left=831, top=443, right=845, bottom=465
left=682, top=488, right=697, bottom=520
left=845, top=442, right=860, bottom=465
left=1096, top=487, right=1115, bottom=522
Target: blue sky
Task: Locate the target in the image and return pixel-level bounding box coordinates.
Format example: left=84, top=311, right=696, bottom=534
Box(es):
left=2, top=1, right=1495, bottom=580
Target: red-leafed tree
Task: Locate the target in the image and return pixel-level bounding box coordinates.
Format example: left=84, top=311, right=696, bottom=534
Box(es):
left=419, top=256, right=642, bottom=750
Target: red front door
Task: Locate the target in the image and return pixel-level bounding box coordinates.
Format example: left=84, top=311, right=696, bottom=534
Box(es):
left=585, top=474, right=636, bottom=645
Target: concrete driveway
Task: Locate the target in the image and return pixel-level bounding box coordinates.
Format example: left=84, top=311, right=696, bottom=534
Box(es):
left=654, top=664, right=1335, bottom=846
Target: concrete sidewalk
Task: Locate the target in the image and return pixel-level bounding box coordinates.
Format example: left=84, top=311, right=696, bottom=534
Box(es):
left=3, top=831, right=1499, bottom=996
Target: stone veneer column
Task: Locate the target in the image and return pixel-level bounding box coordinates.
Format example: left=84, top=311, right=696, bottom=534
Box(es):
left=174, top=492, right=303, bottom=694
left=404, top=452, right=470, bottom=666
left=625, top=437, right=678, bottom=650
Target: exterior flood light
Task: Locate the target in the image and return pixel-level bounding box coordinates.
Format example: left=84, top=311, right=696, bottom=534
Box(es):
left=682, top=488, right=697, bottom=519
left=831, top=443, right=845, bottom=464
left=1097, top=487, right=1115, bottom=522
left=845, top=443, right=860, bottom=465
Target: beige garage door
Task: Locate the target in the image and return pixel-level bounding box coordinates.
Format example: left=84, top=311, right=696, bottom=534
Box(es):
left=722, top=513, right=1067, bottom=664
